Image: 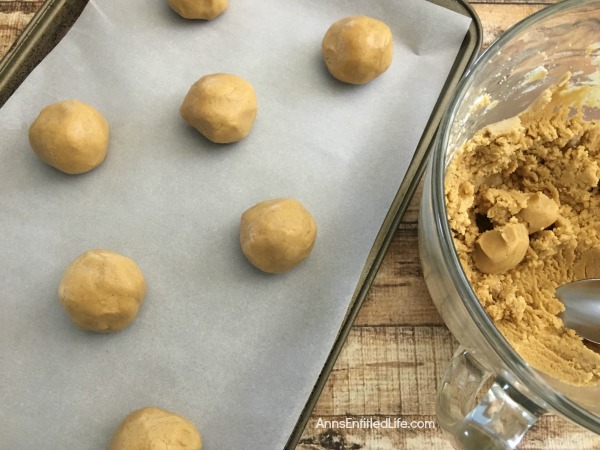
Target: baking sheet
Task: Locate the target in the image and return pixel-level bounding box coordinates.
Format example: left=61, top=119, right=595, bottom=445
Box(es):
left=0, top=0, right=471, bottom=448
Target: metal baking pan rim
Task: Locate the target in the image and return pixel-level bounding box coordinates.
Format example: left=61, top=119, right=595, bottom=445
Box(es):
left=0, top=0, right=88, bottom=107
left=0, top=0, right=483, bottom=447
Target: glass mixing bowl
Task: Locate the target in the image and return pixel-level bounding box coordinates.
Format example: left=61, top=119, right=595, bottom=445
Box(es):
left=419, top=0, right=600, bottom=448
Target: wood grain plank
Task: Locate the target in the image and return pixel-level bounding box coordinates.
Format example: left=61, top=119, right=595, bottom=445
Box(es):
left=303, top=324, right=600, bottom=448
left=298, top=415, right=450, bottom=450
left=472, top=4, right=546, bottom=49
left=0, top=1, right=42, bottom=13
left=401, top=181, right=421, bottom=223
left=312, top=326, right=457, bottom=416
left=355, top=223, right=444, bottom=326
left=298, top=414, right=600, bottom=450
left=0, top=4, right=41, bottom=58
left=521, top=416, right=600, bottom=449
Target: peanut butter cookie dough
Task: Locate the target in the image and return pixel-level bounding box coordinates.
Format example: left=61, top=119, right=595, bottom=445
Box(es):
left=240, top=198, right=317, bottom=273
left=180, top=73, right=258, bottom=144
left=59, top=249, right=147, bottom=333
left=28, top=100, right=109, bottom=175
left=446, top=75, right=600, bottom=386
left=322, top=15, right=393, bottom=85
left=110, top=407, right=202, bottom=450
left=167, top=0, right=227, bottom=20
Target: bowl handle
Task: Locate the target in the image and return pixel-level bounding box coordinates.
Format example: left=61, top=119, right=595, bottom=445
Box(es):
left=437, top=346, right=546, bottom=449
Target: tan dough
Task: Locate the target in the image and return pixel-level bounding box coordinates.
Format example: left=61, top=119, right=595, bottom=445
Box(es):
left=322, top=15, right=393, bottom=85
left=58, top=249, right=146, bottom=333
left=180, top=73, right=258, bottom=144
left=472, top=223, right=529, bottom=274
left=517, top=192, right=559, bottom=234
left=445, top=76, right=600, bottom=386
left=240, top=198, right=317, bottom=273
left=167, top=0, right=227, bottom=20
left=28, top=99, right=109, bottom=175
left=109, top=407, right=202, bottom=450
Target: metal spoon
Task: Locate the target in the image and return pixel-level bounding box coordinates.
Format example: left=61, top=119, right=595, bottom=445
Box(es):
left=556, top=278, right=600, bottom=345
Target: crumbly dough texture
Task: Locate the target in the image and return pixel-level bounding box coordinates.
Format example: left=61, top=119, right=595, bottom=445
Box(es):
left=109, top=407, right=202, bottom=450
left=322, top=15, right=393, bottom=85
left=58, top=249, right=147, bottom=333
left=180, top=73, right=258, bottom=144
left=240, top=198, right=317, bottom=273
left=446, top=76, right=600, bottom=386
left=167, top=0, right=227, bottom=20
left=28, top=99, right=109, bottom=175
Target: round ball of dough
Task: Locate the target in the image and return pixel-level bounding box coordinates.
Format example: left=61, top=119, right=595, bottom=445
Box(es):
left=240, top=198, right=317, bottom=273
left=180, top=73, right=258, bottom=144
left=472, top=223, right=529, bottom=275
left=109, top=407, right=202, bottom=450
left=517, top=192, right=559, bottom=234
left=167, top=0, right=227, bottom=20
left=322, top=15, right=393, bottom=85
left=28, top=99, right=109, bottom=174
left=58, top=249, right=147, bottom=333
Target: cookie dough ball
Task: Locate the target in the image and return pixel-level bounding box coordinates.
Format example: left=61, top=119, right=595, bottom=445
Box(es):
left=110, top=407, right=202, bottom=450
left=472, top=223, right=529, bottom=275
left=240, top=198, right=317, bottom=273
left=28, top=100, right=109, bottom=174
left=180, top=73, right=258, bottom=144
left=167, top=0, right=227, bottom=20
left=517, top=192, right=559, bottom=234
left=322, top=15, right=393, bottom=85
left=58, top=249, right=146, bottom=333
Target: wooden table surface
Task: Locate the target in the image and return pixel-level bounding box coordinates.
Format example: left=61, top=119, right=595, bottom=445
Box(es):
left=2, top=1, right=600, bottom=449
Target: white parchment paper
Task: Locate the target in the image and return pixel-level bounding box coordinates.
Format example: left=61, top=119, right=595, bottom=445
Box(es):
left=0, top=1, right=470, bottom=448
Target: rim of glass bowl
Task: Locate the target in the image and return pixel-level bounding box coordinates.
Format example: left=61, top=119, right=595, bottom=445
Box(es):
left=432, top=0, right=600, bottom=433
